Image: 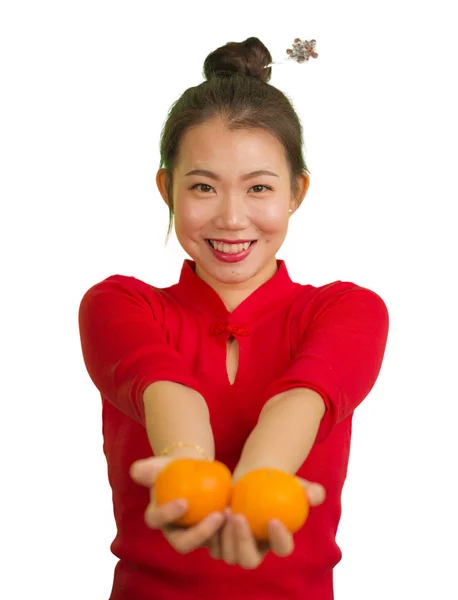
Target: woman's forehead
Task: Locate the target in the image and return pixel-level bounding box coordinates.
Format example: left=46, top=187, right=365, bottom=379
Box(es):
left=177, top=122, right=288, bottom=174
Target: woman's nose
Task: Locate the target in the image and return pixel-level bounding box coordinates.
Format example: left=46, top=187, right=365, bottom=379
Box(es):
left=216, top=195, right=249, bottom=229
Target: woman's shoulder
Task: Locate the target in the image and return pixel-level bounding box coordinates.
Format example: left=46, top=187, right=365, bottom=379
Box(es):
left=291, top=277, right=388, bottom=321
left=78, top=273, right=178, bottom=316
left=81, top=272, right=171, bottom=295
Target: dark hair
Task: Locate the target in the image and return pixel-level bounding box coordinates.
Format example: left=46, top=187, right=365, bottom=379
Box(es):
left=159, top=37, right=309, bottom=239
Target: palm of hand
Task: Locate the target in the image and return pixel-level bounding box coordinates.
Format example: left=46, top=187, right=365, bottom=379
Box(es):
left=130, top=456, right=326, bottom=570
left=206, top=510, right=294, bottom=570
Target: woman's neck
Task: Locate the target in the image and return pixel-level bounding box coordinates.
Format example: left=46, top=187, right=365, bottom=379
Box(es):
left=195, top=259, right=278, bottom=312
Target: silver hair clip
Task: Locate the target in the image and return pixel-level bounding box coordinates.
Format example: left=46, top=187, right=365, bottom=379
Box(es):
left=264, top=38, right=318, bottom=68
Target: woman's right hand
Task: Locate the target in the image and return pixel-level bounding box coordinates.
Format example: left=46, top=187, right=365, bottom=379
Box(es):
left=130, top=456, right=227, bottom=555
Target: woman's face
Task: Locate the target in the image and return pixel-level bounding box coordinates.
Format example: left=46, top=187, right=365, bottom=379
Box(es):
left=157, top=117, right=309, bottom=289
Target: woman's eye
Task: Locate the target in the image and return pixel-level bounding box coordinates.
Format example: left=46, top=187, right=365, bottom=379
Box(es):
left=191, top=183, right=214, bottom=193
left=251, top=185, right=271, bottom=193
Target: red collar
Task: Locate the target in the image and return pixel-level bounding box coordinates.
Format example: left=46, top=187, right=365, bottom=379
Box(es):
left=169, top=260, right=301, bottom=327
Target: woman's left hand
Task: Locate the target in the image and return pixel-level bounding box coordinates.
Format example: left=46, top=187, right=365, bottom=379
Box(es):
left=207, top=476, right=326, bottom=569
left=217, top=511, right=292, bottom=569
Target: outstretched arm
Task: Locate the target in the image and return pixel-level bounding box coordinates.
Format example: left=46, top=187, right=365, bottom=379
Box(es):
left=143, top=381, right=215, bottom=460
left=79, top=275, right=214, bottom=458
left=233, top=388, right=325, bottom=481
left=234, top=286, right=389, bottom=480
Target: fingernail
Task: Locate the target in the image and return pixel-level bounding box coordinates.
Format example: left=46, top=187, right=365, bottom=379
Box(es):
left=269, top=519, right=282, bottom=530
left=130, top=463, right=140, bottom=478
left=175, top=499, right=187, bottom=510
left=234, top=514, right=246, bottom=529
left=207, top=512, right=223, bottom=524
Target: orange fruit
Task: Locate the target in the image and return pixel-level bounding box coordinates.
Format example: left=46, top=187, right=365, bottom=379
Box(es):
left=231, top=468, right=309, bottom=541
left=154, top=458, right=232, bottom=527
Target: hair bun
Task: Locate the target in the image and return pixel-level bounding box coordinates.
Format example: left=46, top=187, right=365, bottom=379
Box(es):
left=203, top=37, right=272, bottom=83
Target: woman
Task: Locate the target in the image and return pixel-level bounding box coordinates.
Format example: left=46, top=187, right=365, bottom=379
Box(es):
left=78, top=36, right=389, bottom=600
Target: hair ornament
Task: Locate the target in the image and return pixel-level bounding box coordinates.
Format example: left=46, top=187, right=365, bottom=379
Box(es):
left=265, top=38, right=318, bottom=68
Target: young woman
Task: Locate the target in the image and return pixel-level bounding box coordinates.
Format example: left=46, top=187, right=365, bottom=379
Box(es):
left=78, top=37, right=389, bottom=600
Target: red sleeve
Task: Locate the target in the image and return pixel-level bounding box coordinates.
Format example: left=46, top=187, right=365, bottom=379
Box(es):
left=263, top=285, right=389, bottom=443
left=78, top=275, right=206, bottom=425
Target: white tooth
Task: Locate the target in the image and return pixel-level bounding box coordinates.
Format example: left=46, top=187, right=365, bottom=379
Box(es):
left=210, top=240, right=251, bottom=253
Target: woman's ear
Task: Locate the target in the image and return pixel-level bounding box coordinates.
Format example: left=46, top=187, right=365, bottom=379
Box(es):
left=156, top=168, right=173, bottom=211
left=291, top=171, right=310, bottom=212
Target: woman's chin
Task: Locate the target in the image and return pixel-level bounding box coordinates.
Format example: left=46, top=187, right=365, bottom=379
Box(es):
left=196, top=256, right=277, bottom=288
left=200, top=263, right=253, bottom=284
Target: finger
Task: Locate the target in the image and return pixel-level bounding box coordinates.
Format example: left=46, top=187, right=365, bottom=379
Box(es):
left=164, top=512, right=225, bottom=555
left=233, top=514, right=264, bottom=570
left=144, top=499, right=188, bottom=529
left=130, top=456, right=173, bottom=487
left=206, top=532, right=222, bottom=560
left=221, top=514, right=237, bottom=565
left=298, top=479, right=326, bottom=506
left=268, top=519, right=294, bottom=557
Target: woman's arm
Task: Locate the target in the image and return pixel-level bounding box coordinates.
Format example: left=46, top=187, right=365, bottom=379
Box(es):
left=143, top=381, right=215, bottom=460
left=234, top=287, right=389, bottom=481
left=78, top=275, right=209, bottom=426
left=233, top=388, right=325, bottom=481
left=130, top=382, right=224, bottom=557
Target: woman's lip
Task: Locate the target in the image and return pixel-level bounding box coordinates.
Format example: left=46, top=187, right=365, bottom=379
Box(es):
left=206, top=240, right=256, bottom=263
left=206, top=239, right=256, bottom=244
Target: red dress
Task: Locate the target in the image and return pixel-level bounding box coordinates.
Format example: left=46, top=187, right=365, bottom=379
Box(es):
left=78, top=260, right=389, bottom=600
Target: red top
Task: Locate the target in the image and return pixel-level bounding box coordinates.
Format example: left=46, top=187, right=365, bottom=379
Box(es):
left=78, top=260, right=389, bottom=600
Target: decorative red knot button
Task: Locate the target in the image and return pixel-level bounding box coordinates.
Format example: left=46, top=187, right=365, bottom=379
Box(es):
left=210, top=322, right=250, bottom=337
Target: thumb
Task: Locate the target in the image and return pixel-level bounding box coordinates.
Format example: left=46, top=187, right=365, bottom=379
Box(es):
left=129, top=456, right=173, bottom=487
left=298, top=478, right=326, bottom=506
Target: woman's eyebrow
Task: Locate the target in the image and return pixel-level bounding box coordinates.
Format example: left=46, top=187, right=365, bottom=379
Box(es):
left=184, top=169, right=279, bottom=180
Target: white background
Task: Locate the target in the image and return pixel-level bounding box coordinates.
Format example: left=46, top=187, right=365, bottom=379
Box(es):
left=1, top=1, right=457, bottom=598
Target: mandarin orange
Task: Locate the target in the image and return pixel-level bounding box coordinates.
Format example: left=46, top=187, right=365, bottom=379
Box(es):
left=154, top=458, right=232, bottom=526
left=231, top=468, right=309, bottom=540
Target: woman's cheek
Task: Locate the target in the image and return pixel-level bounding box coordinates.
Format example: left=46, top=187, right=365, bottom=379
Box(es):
left=253, top=204, right=289, bottom=234
left=175, top=201, right=211, bottom=232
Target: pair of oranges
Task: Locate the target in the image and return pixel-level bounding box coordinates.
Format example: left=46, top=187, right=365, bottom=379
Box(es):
left=154, top=459, right=309, bottom=541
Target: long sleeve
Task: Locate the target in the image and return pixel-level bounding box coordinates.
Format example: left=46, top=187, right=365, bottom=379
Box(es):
left=78, top=275, right=205, bottom=424
left=262, top=285, right=390, bottom=444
